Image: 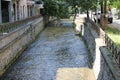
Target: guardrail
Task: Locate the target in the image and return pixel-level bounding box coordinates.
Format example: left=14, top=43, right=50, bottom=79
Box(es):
left=0, top=15, right=41, bottom=35
left=88, top=19, right=120, bottom=68
left=105, top=34, right=120, bottom=67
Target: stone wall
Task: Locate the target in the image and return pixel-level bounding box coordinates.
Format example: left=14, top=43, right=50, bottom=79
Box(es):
left=79, top=18, right=120, bottom=80
left=0, top=17, right=44, bottom=76
left=99, top=47, right=120, bottom=80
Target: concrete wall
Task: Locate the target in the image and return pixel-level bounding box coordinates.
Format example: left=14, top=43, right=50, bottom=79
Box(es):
left=99, top=47, right=120, bottom=80
left=0, top=17, right=44, bottom=76
left=79, top=18, right=120, bottom=80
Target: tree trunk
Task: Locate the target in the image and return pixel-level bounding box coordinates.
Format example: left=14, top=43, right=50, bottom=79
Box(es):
left=101, top=0, right=103, bottom=14
left=87, top=10, right=89, bottom=19
left=100, top=14, right=108, bottom=30
left=104, top=0, right=107, bottom=14
left=118, top=9, right=120, bottom=19
left=43, top=15, right=49, bottom=25
left=73, top=7, right=77, bottom=21
left=100, top=0, right=108, bottom=30
left=73, top=14, right=76, bottom=21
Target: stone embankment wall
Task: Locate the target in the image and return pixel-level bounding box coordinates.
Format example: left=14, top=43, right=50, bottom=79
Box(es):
left=0, top=17, right=44, bottom=76
left=78, top=18, right=120, bottom=80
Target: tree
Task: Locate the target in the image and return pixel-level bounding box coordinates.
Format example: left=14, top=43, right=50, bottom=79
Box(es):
left=42, top=0, right=70, bottom=19
left=66, top=0, right=98, bottom=19
left=41, top=0, right=99, bottom=21
left=111, top=0, right=120, bottom=18
left=42, top=0, right=59, bottom=17
left=99, top=0, right=118, bottom=29
left=98, top=0, right=108, bottom=30
left=80, top=0, right=98, bottom=18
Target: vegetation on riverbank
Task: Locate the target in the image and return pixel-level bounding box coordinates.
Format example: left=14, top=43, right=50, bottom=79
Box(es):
left=106, top=26, right=120, bottom=47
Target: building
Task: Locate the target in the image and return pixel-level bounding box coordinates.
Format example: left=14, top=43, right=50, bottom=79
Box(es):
left=0, top=0, right=44, bottom=24
left=0, top=0, right=13, bottom=23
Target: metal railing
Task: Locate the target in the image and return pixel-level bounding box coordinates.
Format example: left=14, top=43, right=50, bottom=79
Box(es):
left=105, top=34, right=120, bottom=67
left=87, top=19, right=120, bottom=68
left=0, top=15, right=41, bottom=35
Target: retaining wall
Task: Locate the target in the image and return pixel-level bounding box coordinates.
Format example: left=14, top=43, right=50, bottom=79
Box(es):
left=79, top=18, right=120, bottom=80
left=0, top=17, right=44, bottom=76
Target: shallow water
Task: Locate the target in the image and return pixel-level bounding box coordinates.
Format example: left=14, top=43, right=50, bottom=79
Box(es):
left=1, top=21, right=95, bottom=80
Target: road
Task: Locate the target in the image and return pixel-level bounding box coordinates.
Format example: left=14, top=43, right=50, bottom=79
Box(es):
left=1, top=20, right=95, bottom=80
left=109, top=19, right=120, bottom=31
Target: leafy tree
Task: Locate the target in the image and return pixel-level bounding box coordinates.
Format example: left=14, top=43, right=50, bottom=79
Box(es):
left=39, top=0, right=100, bottom=21
left=66, top=0, right=98, bottom=18
left=98, top=0, right=119, bottom=29
left=42, top=0, right=70, bottom=19
left=80, top=0, right=98, bottom=18
left=42, top=0, right=59, bottom=16
left=110, top=0, right=120, bottom=18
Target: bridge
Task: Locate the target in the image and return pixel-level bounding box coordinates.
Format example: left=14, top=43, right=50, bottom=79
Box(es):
left=0, top=15, right=120, bottom=80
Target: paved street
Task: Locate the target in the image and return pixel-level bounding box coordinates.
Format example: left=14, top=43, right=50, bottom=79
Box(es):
left=1, top=21, right=95, bottom=80
left=109, top=19, right=120, bottom=31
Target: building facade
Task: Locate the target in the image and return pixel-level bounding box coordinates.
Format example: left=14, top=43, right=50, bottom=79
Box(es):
left=0, top=0, right=43, bottom=24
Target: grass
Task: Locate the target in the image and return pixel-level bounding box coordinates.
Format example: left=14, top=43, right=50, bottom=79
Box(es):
left=105, top=26, right=120, bottom=47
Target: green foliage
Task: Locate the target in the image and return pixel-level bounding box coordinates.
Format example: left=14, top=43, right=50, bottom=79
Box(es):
left=81, top=0, right=98, bottom=11
left=42, top=0, right=70, bottom=18
left=43, top=0, right=58, bottom=16
left=106, top=26, right=120, bottom=47
left=57, top=2, right=70, bottom=18
left=110, top=0, right=120, bottom=8
left=65, top=0, right=98, bottom=18
left=42, top=0, right=99, bottom=18
left=109, top=0, right=120, bottom=18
